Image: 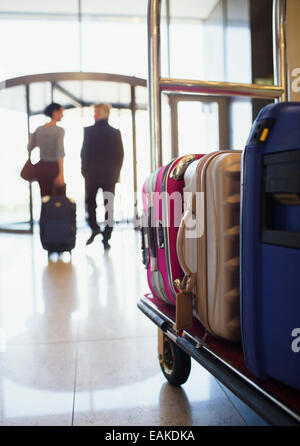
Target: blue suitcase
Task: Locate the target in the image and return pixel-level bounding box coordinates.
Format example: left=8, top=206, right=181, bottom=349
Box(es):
left=241, top=102, right=300, bottom=390
left=40, top=195, right=76, bottom=254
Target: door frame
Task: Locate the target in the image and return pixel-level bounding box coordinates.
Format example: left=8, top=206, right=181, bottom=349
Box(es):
left=0, top=72, right=147, bottom=233
left=168, top=93, right=230, bottom=159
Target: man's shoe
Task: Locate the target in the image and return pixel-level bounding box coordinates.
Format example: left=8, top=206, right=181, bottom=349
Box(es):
left=86, top=228, right=101, bottom=245
left=102, top=240, right=111, bottom=250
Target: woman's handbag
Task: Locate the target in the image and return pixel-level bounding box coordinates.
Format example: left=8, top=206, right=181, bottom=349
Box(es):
left=20, top=158, right=37, bottom=182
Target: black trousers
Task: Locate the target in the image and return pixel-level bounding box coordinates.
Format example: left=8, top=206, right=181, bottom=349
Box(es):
left=84, top=176, right=116, bottom=241
left=35, top=161, right=59, bottom=197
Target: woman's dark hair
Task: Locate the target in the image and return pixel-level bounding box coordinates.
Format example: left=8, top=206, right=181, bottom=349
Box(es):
left=44, top=102, right=62, bottom=118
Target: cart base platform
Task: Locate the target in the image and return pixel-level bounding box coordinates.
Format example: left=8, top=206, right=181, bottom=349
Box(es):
left=138, top=294, right=300, bottom=426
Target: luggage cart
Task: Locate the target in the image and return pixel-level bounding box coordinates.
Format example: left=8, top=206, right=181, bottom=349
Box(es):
left=138, top=294, right=300, bottom=426
left=143, top=0, right=300, bottom=427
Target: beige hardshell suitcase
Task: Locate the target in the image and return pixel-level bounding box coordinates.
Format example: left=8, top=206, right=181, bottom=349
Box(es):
left=176, top=151, right=242, bottom=342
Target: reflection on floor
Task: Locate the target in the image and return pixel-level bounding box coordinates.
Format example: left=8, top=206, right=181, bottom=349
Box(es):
left=0, top=226, right=264, bottom=426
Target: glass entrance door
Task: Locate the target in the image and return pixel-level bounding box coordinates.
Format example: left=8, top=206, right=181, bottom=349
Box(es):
left=0, top=73, right=148, bottom=233
left=29, top=105, right=136, bottom=227
left=169, top=94, right=229, bottom=157
left=0, top=85, right=32, bottom=233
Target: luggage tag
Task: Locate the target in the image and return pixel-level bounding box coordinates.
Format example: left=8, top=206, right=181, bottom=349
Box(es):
left=174, top=274, right=196, bottom=331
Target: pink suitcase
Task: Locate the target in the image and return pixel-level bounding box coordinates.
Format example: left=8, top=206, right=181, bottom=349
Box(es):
left=141, top=155, right=204, bottom=305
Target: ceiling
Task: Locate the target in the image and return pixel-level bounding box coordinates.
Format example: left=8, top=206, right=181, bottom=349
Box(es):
left=0, top=0, right=220, bottom=22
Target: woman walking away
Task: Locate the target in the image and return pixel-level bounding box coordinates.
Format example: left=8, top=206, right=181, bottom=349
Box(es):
left=28, top=102, right=65, bottom=197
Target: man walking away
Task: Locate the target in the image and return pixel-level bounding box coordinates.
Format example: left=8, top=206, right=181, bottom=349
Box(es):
left=81, top=103, right=124, bottom=249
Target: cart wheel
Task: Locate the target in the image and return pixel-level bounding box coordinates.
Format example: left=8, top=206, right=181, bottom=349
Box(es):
left=159, top=335, right=191, bottom=386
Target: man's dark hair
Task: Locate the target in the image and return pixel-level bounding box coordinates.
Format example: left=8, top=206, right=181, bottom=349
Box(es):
left=44, top=102, right=62, bottom=118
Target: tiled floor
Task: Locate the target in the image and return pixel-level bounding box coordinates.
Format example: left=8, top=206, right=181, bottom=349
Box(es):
left=0, top=226, right=264, bottom=426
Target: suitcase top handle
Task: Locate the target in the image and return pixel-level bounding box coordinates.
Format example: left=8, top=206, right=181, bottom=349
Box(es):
left=170, top=155, right=197, bottom=181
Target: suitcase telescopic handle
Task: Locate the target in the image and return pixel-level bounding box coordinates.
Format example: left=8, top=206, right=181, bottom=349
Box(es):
left=147, top=205, right=158, bottom=260
left=141, top=224, right=149, bottom=268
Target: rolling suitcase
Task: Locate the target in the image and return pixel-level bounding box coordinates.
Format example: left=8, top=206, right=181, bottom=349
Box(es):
left=141, top=155, right=203, bottom=305
left=241, top=102, right=300, bottom=390
left=176, top=151, right=242, bottom=341
left=40, top=195, right=76, bottom=255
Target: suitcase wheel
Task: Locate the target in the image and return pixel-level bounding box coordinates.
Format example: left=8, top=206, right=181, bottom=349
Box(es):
left=159, top=334, right=191, bottom=386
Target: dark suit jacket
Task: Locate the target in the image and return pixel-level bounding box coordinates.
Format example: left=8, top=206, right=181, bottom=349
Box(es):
left=81, top=119, right=124, bottom=185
